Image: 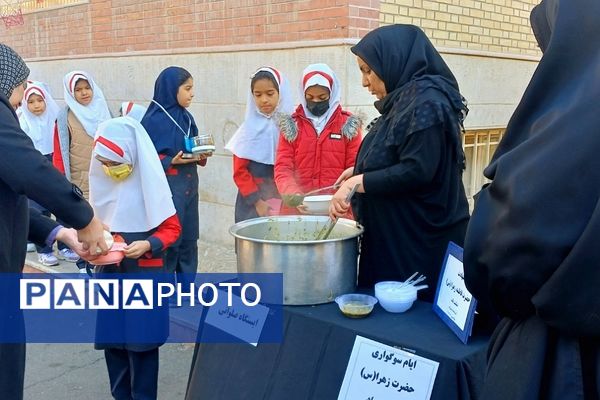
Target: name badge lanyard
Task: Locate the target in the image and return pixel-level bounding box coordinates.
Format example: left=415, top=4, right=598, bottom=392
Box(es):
left=151, top=100, right=192, bottom=138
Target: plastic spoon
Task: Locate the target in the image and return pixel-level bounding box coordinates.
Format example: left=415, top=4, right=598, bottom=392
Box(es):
left=399, top=272, right=419, bottom=287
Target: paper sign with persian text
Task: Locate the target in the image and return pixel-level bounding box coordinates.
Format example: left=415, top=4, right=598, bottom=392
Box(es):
left=338, top=336, right=439, bottom=400
left=204, top=288, right=269, bottom=346
left=432, top=242, right=477, bottom=344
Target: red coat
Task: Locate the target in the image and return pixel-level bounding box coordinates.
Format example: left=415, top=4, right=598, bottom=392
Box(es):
left=274, top=105, right=362, bottom=196
left=52, top=123, right=65, bottom=174
left=233, top=156, right=265, bottom=201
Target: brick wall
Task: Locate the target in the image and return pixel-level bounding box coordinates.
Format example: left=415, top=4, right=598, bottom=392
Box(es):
left=380, top=0, right=540, bottom=56
left=349, top=0, right=381, bottom=38
left=2, top=0, right=381, bottom=59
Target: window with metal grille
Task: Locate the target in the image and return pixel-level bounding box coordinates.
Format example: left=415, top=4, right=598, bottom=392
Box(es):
left=462, top=129, right=505, bottom=210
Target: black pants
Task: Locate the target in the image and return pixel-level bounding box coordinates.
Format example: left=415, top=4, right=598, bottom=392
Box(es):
left=0, top=343, right=25, bottom=400
left=104, top=348, right=159, bottom=400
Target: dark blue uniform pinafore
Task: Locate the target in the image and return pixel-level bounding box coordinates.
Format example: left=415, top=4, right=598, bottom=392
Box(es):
left=141, top=67, right=204, bottom=294
left=164, top=162, right=199, bottom=291
left=94, top=230, right=170, bottom=400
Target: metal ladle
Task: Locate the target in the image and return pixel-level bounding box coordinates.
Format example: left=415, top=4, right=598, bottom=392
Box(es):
left=315, top=183, right=359, bottom=240
left=284, top=183, right=342, bottom=209
left=304, top=183, right=341, bottom=197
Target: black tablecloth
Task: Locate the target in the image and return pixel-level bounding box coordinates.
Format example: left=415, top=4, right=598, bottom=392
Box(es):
left=185, top=301, right=488, bottom=400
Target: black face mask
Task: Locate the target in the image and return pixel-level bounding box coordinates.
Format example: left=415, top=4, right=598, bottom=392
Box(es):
left=306, top=100, right=330, bottom=117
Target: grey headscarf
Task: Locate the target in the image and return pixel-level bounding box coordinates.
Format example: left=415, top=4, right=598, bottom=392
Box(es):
left=0, top=43, right=29, bottom=98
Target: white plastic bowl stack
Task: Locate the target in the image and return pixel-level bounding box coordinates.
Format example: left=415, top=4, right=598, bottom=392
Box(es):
left=374, top=281, right=418, bottom=313
left=302, top=194, right=333, bottom=215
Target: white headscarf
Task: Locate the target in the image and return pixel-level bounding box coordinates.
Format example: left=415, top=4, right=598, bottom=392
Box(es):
left=63, top=70, right=111, bottom=137
left=299, top=63, right=341, bottom=135
left=120, top=101, right=147, bottom=122
left=89, top=116, right=176, bottom=233
left=225, top=66, right=294, bottom=165
left=18, top=81, right=59, bottom=155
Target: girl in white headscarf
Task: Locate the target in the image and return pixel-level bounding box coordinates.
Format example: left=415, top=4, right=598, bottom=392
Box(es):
left=89, top=116, right=181, bottom=400
left=274, top=63, right=363, bottom=214
left=52, top=70, right=112, bottom=266
left=225, top=66, right=294, bottom=221
left=119, top=101, right=147, bottom=122
left=18, top=81, right=62, bottom=266
left=53, top=70, right=111, bottom=199
left=18, top=81, right=59, bottom=156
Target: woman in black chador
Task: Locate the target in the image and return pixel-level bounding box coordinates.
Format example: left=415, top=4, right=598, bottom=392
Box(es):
left=464, top=0, right=600, bottom=398
left=330, top=24, right=470, bottom=301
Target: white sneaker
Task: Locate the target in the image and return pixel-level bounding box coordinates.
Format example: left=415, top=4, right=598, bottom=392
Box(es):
left=38, top=253, right=59, bottom=267
left=26, top=243, right=36, bottom=252
left=57, top=248, right=80, bottom=263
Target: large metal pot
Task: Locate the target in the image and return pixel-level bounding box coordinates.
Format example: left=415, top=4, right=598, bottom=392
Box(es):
left=229, top=216, right=363, bottom=305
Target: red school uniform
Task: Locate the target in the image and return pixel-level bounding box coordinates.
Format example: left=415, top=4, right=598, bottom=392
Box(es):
left=274, top=104, right=362, bottom=214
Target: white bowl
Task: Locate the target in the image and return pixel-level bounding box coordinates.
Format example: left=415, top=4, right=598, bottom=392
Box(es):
left=191, top=144, right=216, bottom=154
left=302, top=195, right=333, bottom=215
left=374, top=281, right=417, bottom=313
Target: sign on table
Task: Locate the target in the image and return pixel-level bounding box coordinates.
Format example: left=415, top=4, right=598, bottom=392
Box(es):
left=433, top=242, right=477, bottom=344
left=338, top=336, right=439, bottom=400
left=204, top=288, right=269, bottom=346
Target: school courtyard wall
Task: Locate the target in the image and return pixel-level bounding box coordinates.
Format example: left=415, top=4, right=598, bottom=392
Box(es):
left=3, top=0, right=378, bottom=57
left=380, top=0, right=540, bottom=56
left=2, top=0, right=540, bottom=246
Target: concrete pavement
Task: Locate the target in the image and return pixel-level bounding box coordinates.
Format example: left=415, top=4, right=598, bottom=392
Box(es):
left=25, top=343, right=194, bottom=400
left=22, top=240, right=238, bottom=400
left=24, top=240, right=238, bottom=274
